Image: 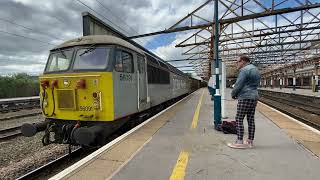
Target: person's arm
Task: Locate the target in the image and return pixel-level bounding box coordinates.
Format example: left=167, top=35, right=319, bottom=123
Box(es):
left=231, top=70, right=247, bottom=99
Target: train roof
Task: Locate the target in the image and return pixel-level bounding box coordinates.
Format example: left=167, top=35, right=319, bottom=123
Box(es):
left=52, top=35, right=187, bottom=77
left=52, top=35, right=144, bottom=54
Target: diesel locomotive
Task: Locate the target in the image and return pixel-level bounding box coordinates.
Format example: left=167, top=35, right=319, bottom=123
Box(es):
left=21, top=35, right=201, bottom=146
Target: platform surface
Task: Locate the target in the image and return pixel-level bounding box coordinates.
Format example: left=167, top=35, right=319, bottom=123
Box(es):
left=55, top=88, right=320, bottom=180
left=111, top=88, right=320, bottom=180
left=260, top=87, right=320, bottom=97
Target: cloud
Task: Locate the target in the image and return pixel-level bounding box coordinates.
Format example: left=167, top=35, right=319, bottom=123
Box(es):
left=1, top=64, right=45, bottom=75
left=152, top=31, right=210, bottom=78
left=0, top=0, right=205, bottom=75
left=1, top=0, right=319, bottom=77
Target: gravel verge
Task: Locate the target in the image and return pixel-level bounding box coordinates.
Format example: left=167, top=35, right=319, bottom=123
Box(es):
left=0, top=132, right=69, bottom=180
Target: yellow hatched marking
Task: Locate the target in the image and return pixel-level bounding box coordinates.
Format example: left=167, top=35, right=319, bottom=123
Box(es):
left=169, top=151, right=189, bottom=180
left=191, top=90, right=205, bottom=129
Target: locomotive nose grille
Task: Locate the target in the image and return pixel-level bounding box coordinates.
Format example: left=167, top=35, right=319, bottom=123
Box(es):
left=57, top=89, right=76, bottom=109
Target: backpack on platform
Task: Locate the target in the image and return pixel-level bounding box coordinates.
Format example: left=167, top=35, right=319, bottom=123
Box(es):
left=221, top=121, right=237, bottom=134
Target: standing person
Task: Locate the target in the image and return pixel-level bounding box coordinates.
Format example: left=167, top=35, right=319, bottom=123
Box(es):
left=227, top=55, right=261, bottom=149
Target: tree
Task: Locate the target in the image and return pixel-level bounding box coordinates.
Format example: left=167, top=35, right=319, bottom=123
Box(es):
left=0, top=73, right=39, bottom=98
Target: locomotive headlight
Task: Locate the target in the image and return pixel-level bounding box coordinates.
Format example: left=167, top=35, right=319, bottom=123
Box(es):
left=63, top=79, right=70, bottom=87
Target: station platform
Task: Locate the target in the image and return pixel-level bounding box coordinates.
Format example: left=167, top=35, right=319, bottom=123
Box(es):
left=259, top=87, right=320, bottom=97
left=51, top=88, right=320, bottom=180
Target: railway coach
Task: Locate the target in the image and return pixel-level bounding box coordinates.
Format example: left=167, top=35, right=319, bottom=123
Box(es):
left=21, top=35, right=201, bottom=146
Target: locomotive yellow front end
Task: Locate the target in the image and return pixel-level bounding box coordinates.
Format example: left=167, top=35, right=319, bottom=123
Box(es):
left=39, top=72, right=114, bottom=122
left=21, top=36, right=129, bottom=146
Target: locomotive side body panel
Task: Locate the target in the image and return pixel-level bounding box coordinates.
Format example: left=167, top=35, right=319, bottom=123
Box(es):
left=112, top=62, right=138, bottom=119
left=147, top=72, right=189, bottom=107
left=147, top=84, right=171, bottom=107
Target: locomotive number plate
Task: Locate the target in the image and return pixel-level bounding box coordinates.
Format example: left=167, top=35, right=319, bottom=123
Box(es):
left=79, top=106, right=93, bottom=111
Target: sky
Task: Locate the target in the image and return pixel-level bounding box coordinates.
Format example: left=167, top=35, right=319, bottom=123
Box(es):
left=0, top=0, right=208, bottom=75
left=0, top=0, right=319, bottom=76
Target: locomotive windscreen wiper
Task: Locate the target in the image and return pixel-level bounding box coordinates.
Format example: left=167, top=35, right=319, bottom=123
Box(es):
left=79, top=44, right=96, bottom=56
left=56, top=48, right=67, bottom=58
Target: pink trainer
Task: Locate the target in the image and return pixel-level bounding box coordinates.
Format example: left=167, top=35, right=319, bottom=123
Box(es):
left=227, top=142, right=248, bottom=149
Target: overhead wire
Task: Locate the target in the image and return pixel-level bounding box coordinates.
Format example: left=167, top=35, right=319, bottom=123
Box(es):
left=0, top=16, right=61, bottom=75
left=0, top=0, right=164, bottom=58
left=0, top=17, right=63, bottom=41
left=0, top=0, right=141, bottom=50
left=94, top=1, right=179, bottom=67
left=76, top=0, right=158, bottom=50
left=74, top=0, right=133, bottom=36
left=93, top=0, right=153, bottom=47
left=0, top=29, right=56, bottom=46
left=94, top=0, right=140, bottom=35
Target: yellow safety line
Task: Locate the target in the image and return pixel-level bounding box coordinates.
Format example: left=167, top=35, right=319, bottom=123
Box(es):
left=169, top=151, right=189, bottom=180
left=169, top=90, right=205, bottom=180
left=191, top=89, right=205, bottom=129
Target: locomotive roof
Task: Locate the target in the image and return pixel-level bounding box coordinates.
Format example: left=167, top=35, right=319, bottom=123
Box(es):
left=52, top=35, right=187, bottom=77
left=52, top=35, right=144, bottom=54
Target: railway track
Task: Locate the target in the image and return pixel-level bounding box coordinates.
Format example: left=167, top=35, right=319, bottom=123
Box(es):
left=258, top=90, right=320, bottom=130
left=0, top=111, right=42, bottom=121
left=0, top=126, right=22, bottom=140
left=260, top=92, right=320, bottom=116
left=0, top=96, right=40, bottom=113
left=16, top=147, right=92, bottom=180
left=15, top=130, right=123, bottom=179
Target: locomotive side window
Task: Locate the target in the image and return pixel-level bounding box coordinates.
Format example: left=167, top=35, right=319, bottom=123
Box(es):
left=115, top=50, right=134, bottom=73
left=147, top=64, right=170, bottom=84
left=73, top=48, right=110, bottom=70
left=45, top=49, right=73, bottom=72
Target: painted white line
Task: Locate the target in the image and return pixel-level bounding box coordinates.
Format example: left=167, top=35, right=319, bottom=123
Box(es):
left=49, top=90, right=198, bottom=180
left=258, top=101, right=320, bottom=135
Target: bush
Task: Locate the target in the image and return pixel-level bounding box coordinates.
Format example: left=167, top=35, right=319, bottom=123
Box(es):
left=0, top=73, right=39, bottom=98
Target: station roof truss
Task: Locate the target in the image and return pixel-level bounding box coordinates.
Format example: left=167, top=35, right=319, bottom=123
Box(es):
left=129, top=0, right=320, bottom=79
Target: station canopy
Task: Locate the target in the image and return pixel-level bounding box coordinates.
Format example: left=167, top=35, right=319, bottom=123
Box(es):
left=84, top=1, right=320, bottom=80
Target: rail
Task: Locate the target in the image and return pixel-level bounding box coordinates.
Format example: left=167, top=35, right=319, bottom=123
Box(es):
left=0, top=96, right=40, bottom=113
left=16, top=147, right=88, bottom=180
left=258, top=90, right=320, bottom=130
left=0, top=126, right=22, bottom=140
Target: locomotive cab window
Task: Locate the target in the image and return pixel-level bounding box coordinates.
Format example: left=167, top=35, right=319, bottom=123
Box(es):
left=73, top=47, right=111, bottom=70
left=45, top=49, right=73, bottom=72
left=115, top=50, right=134, bottom=73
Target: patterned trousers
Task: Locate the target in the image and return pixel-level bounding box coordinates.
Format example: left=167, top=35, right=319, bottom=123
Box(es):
left=235, top=99, right=257, bottom=141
